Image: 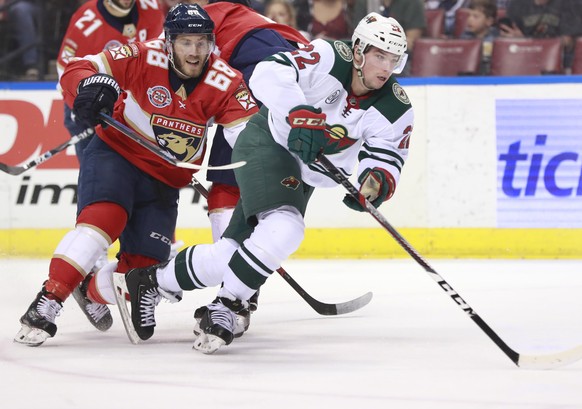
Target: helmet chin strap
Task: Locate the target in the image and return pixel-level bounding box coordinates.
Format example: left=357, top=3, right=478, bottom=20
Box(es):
left=353, top=53, right=375, bottom=92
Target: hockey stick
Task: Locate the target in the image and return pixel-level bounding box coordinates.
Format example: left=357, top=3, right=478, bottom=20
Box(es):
left=103, top=113, right=371, bottom=316
left=189, top=177, right=373, bottom=316
left=316, top=152, right=582, bottom=369
left=0, top=128, right=94, bottom=175
left=98, top=113, right=245, bottom=171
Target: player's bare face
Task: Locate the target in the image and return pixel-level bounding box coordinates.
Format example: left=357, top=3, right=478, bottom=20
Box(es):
left=172, top=34, right=212, bottom=79
left=361, top=48, right=401, bottom=89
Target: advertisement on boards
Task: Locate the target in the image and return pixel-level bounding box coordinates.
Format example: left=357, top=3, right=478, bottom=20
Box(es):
left=496, top=99, right=582, bottom=227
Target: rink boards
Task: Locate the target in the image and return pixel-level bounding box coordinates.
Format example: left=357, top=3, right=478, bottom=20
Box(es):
left=1, top=78, right=582, bottom=258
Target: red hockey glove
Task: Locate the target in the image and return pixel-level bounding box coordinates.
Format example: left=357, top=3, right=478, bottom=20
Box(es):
left=343, top=167, right=395, bottom=211
left=286, top=105, right=327, bottom=164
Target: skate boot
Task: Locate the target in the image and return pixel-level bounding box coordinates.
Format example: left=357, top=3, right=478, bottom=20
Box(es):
left=193, top=302, right=250, bottom=339
left=123, top=262, right=181, bottom=341
left=72, top=273, right=113, bottom=332
left=249, top=289, right=260, bottom=313
left=14, top=284, right=63, bottom=346
left=193, top=296, right=249, bottom=354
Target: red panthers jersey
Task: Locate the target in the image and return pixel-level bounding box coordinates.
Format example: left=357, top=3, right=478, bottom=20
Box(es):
left=57, top=0, right=164, bottom=78
left=204, top=2, right=309, bottom=63
left=60, top=39, right=258, bottom=188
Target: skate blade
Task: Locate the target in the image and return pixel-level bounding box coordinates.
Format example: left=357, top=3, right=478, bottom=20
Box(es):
left=112, top=273, right=141, bottom=345
left=14, top=325, right=50, bottom=347
left=71, top=287, right=113, bottom=332
left=192, top=333, right=226, bottom=354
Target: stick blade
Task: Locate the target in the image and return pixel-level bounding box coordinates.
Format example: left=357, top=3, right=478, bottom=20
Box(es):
left=0, top=162, right=25, bottom=175
left=517, top=344, right=582, bottom=369
left=333, top=291, right=373, bottom=315
left=175, top=160, right=246, bottom=171
left=112, top=273, right=140, bottom=345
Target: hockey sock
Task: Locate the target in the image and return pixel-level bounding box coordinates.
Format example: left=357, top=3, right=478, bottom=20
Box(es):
left=224, top=205, right=305, bottom=301
left=167, top=238, right=239, bottom=291
left=87, top=261, right=117, bottom=304
left=48, top=224, right=112, bottom=300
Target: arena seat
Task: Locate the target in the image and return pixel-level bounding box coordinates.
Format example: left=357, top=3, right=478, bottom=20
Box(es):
left=570, top=37, right=582, bottom=74
left=411, top=38, right=482, bottom=77
left=490, top=37, right=562, bottom=76
left=453, top=8, right=471, bottom=38
left=424, top=9, right=445, bottom=38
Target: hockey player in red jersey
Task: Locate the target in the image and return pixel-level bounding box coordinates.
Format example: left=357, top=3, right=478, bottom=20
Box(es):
left=56, top=0, right=165, bottom=329
left=14, top=3, right=258, bottom=347
left=58, top=0, right=165, bottom=164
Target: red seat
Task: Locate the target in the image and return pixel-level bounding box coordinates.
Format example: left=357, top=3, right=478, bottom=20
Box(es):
left=490, top=37, right=563, bottom=76
left=424, top=9, right=445, bottom=38
left=571, top=37, right=582, bottom=74
left=453, top=8, right=471, bottom=38
left=411, top=38, right=482, bottom=77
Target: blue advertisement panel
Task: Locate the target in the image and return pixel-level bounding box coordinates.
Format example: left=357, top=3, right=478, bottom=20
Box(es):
left=496, top=99, right=582, bottom=227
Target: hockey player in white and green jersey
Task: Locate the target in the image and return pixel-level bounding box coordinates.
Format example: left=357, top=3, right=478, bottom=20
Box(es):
left=115, top=12, right=414, bottom=353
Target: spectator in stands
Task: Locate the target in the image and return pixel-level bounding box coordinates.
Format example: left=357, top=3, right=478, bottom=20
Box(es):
left=500, top=0, right=577, bottom=69
left=379, top=0, right=426, bottom=76
left=7, top=0, right=40, bottom=80
left=265, top=0, right=311, bottom=39
left=435, top=0, right=469, bottom=34
left=309, top=0, right=352, bottom=40
left=460, top=0, right=499, bottom=74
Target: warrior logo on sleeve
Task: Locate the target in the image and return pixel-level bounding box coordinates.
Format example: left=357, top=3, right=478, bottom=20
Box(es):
left=151, top=115, right=206, bottom=162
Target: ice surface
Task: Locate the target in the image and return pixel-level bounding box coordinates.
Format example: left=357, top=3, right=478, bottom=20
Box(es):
left=1, top=258, right=582, bottom=409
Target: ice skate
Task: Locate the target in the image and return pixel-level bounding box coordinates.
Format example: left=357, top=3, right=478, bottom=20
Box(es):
left=113, top=262, right=181, bottom=343
left=72, top=273, right=113, bottom=331
left=192, top=296, right=249, bottom=354
left=14, top=284, right=63, bottom=346
left=193, top=303, right=250, bottom=339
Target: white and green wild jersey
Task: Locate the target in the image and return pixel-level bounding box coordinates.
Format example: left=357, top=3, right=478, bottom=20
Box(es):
left=249, top=38, right=414, bottom=189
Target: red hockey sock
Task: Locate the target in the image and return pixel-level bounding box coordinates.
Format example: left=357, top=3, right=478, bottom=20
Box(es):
left=46, top=258, right=84, bottom=301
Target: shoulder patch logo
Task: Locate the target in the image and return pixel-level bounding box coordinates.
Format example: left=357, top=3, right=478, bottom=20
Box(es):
left=334, top=41, right=353, bottom=62
left=392, top=83, right=410, bottom=105
left=108, top=43, right=138, bottom=60
left=281, top=176, right=301, bottom=190
left=147, top=86, right=172, bottom=108
left=234, top=84, right=257, bottom=111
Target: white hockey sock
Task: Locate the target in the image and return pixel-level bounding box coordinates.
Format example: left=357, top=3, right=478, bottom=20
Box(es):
left=54, top=225, right=110, bottom=275
left=161, top=238, right=239, bottom=291
left=93, top=261, right=117, bottom=304
left=223, top=205, right=304, bottom=301
left=209, top=207, right=235, bottom=242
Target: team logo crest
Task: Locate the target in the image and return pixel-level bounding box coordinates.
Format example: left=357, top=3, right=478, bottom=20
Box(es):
left=281, top=176, right=300, bottom=190
left=392, top=83, right=410, bottom=105
left=108, top=44, right=138, bottom=60
left=334, top=41, right=353, bottom=62
left=151, top=115, right=206, bottom=162
left=321, top=124, right=356, bottom=154
left=147, top=86, right=173, bottom=108
left=234, top=85, right=257, bottom=111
